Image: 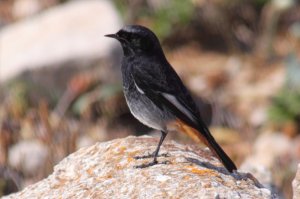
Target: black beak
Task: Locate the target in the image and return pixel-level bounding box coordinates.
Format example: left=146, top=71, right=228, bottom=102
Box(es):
left=105, top=33, right=127, bottom=44
left=105, top=34, right=118, bottom=39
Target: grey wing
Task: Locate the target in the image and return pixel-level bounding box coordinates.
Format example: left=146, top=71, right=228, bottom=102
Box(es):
left=131, top=63, right=202, bottom=129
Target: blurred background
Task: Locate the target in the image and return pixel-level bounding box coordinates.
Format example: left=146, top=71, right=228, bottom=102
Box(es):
left=0, top=0, right=300, bottom=198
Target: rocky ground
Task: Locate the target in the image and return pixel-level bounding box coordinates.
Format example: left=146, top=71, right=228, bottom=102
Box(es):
left=3, top=136, right=274, bottom=199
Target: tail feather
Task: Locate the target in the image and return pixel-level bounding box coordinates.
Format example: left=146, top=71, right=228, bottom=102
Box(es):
left=175, top=120, right=237, bottom=173
left=202, top=132, right=237, bottom=172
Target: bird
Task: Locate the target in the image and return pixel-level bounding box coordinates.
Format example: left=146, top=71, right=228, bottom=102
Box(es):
left=105, top=25, right=237, bottom=173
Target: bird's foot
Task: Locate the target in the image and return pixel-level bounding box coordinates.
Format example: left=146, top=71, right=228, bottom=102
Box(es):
left=134, top=152, right=169, bottom=160
left=134, top=160, right=170, bottom=169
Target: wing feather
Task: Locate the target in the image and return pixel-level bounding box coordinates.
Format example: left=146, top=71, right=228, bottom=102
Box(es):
left=131, top=69, right=200, bottom=130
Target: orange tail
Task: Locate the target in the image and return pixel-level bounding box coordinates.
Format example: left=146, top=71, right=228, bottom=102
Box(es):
left=173, top=119, right=237, bottom=172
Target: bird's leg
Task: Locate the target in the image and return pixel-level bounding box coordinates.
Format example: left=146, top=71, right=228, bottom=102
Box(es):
left=152, top=130, right=167, bottom=163
left=134, top=131, right=168, bottom=159
left=135, top=131, right=168, bottom=168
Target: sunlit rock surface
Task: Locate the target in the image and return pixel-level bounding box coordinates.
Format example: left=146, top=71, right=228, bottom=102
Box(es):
left=4, top=136, right=273, bottom=199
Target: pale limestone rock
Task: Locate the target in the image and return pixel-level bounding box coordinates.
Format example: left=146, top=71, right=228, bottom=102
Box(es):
left=242, top=133, right=291, bottom=169
left=12, top=0, right=47, bottom=19
left=292, top=164, right=300, bottom=199
left=0, top=0, right=122, bottom=82
left=240, top=133, right=291, bottom=194
left=76, top=135, right=96, bottom=149
left=8, top=139, right=48, bottom=177
left=4, top=136, right=273, bottom=199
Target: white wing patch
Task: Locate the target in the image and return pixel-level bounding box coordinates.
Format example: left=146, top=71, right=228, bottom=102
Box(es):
left=133, top=78, right=145, bottom=94
left=161, top=93, right=196, bottom=123
left=131, top=76, right=196, bottom=123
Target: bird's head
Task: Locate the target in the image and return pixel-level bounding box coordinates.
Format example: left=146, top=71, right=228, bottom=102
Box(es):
left=105, top=25, right=163, bottom=57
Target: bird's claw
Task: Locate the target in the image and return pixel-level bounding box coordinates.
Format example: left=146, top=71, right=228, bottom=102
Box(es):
left=134, top=160, right=170, bottom=169
left=134, top=152, right=170, bottom=160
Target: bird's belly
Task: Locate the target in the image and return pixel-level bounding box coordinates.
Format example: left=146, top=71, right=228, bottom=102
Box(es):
left=124, top=89, right=174, bottom=131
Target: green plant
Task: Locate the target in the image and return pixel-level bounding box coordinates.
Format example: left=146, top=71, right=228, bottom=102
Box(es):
left=151, top=0, right=194, bottom=39
left=268, top=54, right=300, bottom=125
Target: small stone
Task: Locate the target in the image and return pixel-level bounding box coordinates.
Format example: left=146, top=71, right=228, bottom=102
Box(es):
left=8, top=139, right=48, bottom=177
left=245, top=133, right=291, bottom=169
left=76, top=135, right=96, bottom=149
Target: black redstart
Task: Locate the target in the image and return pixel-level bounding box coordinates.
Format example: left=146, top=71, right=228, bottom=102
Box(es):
left=105, top=25, right=237, bottom=172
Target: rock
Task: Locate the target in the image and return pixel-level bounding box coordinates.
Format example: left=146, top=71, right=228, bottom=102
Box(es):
left=242, top=133, right=291, bottom=169
left=3, top=136, right=273, bottom=198
left=12, top=0, right=54, bottom=19
left=0, top=0, right=122, bottom=83
left=8, top=139, right=48, bottom=177
left=240, top=163, right=274, bottom=193
left=249, top=106, right=267, bottom=127
left=240, top=133, right=292, bottom=196
left=76, top=135, right=96, bottom=149
left=292, top=164, right=300, bottom=199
